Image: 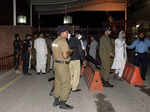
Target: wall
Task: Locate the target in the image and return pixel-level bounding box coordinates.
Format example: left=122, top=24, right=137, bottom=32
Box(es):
left=0, top=26, right=33, bottom=57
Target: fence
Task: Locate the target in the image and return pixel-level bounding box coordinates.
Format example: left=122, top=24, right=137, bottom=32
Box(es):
left=0, top=55, right=14, bottom=72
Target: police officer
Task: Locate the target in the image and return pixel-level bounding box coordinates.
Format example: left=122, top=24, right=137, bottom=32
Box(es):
left=52, top=26, right=73, bottom=110
left=128, top=30, right=150, bottom=80
left=22, top=34, right=32, bottom=75
left=99, top=25, right=114, bottom=87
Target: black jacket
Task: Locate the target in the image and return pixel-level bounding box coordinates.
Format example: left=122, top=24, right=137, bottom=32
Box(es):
left=13, top=39, right=20, bottom=54
left=68, top=37, right=82, bottom=60
left=22, top=39, right=31, bottom=54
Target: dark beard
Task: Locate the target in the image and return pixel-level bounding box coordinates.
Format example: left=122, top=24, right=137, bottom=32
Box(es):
left=139, top=38, right=144, bottom=41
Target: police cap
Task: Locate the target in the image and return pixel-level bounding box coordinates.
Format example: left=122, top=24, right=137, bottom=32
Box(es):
left=138, top=29, right=144, bottom=34
left=57, top=26, right=68, bottom=35
left=104, top=25, right=112, bottom=31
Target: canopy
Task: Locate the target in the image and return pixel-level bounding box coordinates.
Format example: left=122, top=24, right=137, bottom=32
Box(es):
left=31, top=0, right=127, bottom=15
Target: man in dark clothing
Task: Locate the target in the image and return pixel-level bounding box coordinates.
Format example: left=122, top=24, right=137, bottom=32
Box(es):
left=68, top=33, right=82, bottom=92
left=13, top=34, right=20, bottom=70
left=22, top=34, right=32, bottom=75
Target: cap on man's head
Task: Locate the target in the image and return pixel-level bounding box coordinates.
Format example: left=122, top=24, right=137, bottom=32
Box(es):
left=104, top=25, right=112, bottom=31
left=57, top=26, right=68, bottom=35
left=138, top=29, right=144, bottom=34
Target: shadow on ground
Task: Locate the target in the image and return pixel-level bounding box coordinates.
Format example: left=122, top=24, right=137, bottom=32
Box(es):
left=136, top=85, right=150, bottom=96
left=95, top=93, right=116, bottom=112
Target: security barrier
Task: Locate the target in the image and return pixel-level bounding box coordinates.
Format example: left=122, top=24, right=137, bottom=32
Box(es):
left=0, top=55, right=14, bottom=72
left=123, top=63, right=143, bottom=86
left=82, top=63, right=104, bottom=91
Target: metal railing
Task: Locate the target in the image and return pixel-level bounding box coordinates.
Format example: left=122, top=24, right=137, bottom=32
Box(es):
left=0, top=55, right=14, bottom=72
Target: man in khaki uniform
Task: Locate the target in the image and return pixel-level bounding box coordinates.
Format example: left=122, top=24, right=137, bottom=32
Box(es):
left=52, top=26, right=73, bottom=110
left=99, top=26, right=114, bottom=87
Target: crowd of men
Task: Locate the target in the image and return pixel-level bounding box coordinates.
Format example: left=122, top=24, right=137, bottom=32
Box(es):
left=13, top=25, right=150, bottom=110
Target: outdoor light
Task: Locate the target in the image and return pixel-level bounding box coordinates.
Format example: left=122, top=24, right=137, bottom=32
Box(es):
left=64, top=16, right=72, bottom=24
left=136, top=24, right=140, bottom=28
left=17, top=15, right=27, bottom=24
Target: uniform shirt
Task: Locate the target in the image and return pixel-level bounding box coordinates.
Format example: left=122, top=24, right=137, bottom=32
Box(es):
left=128, top=38, right=150, bottom=53
left=52, top=36, right=70, bottom=61
left=99, top=34, right=114, bottom=59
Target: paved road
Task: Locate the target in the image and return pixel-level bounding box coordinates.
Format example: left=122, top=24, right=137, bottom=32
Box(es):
left=0, top=69, right=150, bottom=112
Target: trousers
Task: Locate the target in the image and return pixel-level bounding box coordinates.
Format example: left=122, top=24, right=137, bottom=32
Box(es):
left=134, top=53, right=148, bottom=79
left=22, top=53, right=29, bottom=74
left=100, top=57, right=112, bottom=81
left=69, top=60, right=81, bottom=91
left=53, top=63, right=71, bottom=101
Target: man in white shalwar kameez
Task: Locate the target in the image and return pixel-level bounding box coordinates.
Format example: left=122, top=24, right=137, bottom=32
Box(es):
left=34, top=33, right=48, bottom=74
left=111, top=31, right=127, bottom=80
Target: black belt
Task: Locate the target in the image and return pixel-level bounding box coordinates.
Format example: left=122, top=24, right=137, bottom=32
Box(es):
left=55, top=60, right=70, bottom=64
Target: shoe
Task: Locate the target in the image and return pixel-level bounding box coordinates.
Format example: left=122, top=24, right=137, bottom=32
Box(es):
left=103, top=81, right=114, bottom=88
left=72, top=89, right=81, bottom=92
left=37, top=72, right=40, bottom=75
left=46, top=70, right=50, bottom=73
left=23, top=73, right=27, bottom=75
left=117, top=77, right=123, bottom=81
left=59, top=101, right=73, bottom=110
left=50, top=69, right=53, bottom=71
left=96, top=65, right=100, bottom=69
left=27, top=73, right=32, bottom=75
left=48, top=77, right=55, bottom=82
left=101, top=78, right=105, bottom=83
left=53, top=97, right=60, bottom=107
left=24, top=73, right=31, bottom=75
left=142, top=77, right=146, bottom=80
left=42, top=72, right=46, bottom=74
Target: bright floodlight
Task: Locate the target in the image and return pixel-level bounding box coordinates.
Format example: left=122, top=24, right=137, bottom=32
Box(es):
left=64, top=16, right=72, bottom=24
left=17, top=16, right=27, bottom=24
left=136, top=24, right=140, bottom=28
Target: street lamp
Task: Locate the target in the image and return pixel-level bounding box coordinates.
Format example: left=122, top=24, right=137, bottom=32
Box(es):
left=64, top=15, right=72, bottom=24
left=17, top=15, right=27, bottom=24
left=63, top=5, right=72, bottom=24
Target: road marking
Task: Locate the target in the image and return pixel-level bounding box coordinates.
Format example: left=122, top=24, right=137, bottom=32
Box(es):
left=0, top=74, right=24, bottom=93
